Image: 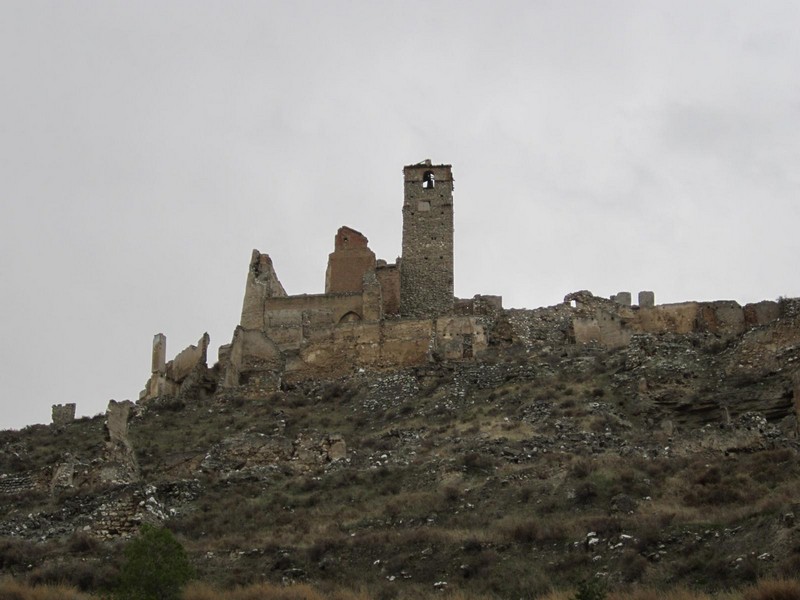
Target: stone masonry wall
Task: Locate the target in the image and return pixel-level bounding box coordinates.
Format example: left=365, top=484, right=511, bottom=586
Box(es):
left=281, top=315, right=487, bottom=382
left=51, top=403, right=76, bottom=426
left=219, top=326, right=284, bottom=394
left=241, top=251, right=288, bottom=330
left=564, top=291, right=784, bottom=348
left=261, top=293, right=365, bottom=351
left=400, top=162, right=454, bottom=318
left=376, top=262, right=400, bottom=316
left=140, top=333, right=211, bottom=401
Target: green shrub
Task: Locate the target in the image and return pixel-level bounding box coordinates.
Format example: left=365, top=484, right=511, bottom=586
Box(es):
left=117, top=524, right=194, bottom=600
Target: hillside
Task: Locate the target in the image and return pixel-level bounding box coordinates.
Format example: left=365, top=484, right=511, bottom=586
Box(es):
left=1, top=298, right=800, bottom=598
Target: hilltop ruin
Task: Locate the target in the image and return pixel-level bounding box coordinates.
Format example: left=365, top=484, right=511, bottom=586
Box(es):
left=9, top=162, right=800, bottom=593
left=134, top=159, right=798, bottom=409
left=140, top=160, right=496, bottom=402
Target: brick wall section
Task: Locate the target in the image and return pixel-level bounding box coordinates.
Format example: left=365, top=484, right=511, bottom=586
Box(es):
left=400, top=163, right=454, bottom=318
left=325, top=226, right=377, bottom=294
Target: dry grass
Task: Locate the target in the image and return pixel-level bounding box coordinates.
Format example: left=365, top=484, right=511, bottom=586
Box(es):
left=741, top=578, right=800, bottom=600
left=183, top=581, right=371, bottom=600
left=497, top=515, right=569, bottom=544
left=0, top=577, right=92, bottom=600
left=3, top=355, right=800, bottom=599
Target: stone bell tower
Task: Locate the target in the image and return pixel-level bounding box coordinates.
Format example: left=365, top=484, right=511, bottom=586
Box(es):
left=399, top=160, right=454, bottom=318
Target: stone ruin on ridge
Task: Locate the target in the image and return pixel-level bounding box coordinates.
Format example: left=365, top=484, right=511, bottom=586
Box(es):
left=128, top=159, right=798, bottom=408
left=139, top=160, right=499, bottom=402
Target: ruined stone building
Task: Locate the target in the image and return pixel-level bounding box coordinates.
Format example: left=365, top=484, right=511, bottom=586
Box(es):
left=141, top=161, right=498, bottom=400
left=137, top=159, right=798, bottom=406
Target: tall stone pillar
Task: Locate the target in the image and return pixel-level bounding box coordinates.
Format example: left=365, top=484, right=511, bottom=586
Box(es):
left=152, top=333, right=166, bottom=375
left=399, top=160, right=454, bottom=318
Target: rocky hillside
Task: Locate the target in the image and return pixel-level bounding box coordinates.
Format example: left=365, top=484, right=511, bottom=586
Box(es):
left=1, top=299, right=800, bottom=598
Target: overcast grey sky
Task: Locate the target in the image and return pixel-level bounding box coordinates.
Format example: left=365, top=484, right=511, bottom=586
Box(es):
left=1, top=1, right=798, bottom=430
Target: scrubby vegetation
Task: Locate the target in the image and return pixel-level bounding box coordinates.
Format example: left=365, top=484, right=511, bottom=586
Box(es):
left=3, top=578, right=800, bottom=600
left=1, top=327, right=800, bottom=599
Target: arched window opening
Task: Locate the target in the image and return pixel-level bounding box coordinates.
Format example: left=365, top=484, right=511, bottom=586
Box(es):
left=338, top=311, right=362, bottom=324
left=422, top=170, right=435, bottom=189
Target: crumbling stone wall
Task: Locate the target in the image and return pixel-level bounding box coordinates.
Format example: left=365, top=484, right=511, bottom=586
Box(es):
left=399, top=161, right=454, bottom=318
left=638, top=291, right=655, bottom=308
left=325, top=226, right=376, bottom=294
left=0, top=472, right=43, bottom=495
left=436, top=316, right=488, bottom=360
left=573, top=307, right=634, bottom=347
left=220, top=326, right=284, bottom=394
left=167, top=333, right=210, bottom=382
left=504, top=304, right=575, bottom=351
left=744, top=300, right=781, bottom=326
left=635, top=302, right=705, bottom=335
left=455, top=295, right=503, bottom=316
left=50, top=456, right=76, bottom=492
left=563, top=291, right=785, bottom=348
left=285, top=319, right=430, bottom=379
left=260, top=293, right=365, bottom=349
left=140, top=333, right=211, bottom=401
left=152, top=333, right=166, bottom=374
left=211, top=161, right=493, bottom=389
left=376, top=261, right=400, bottom=316
left=101, top=400, right=139, bottom=485
left=241, top=250, right=288, bottom=330
left=362, top=271, right=382, bottom=322
left=87, top=485, right=169, bottom=539
left=282, top=315, right=488, bottom=381
left=51, top=403, right=76, bottom=426
left=611, top=291, right=632, bottom=306
left=728, top=308, right=800, bottom=378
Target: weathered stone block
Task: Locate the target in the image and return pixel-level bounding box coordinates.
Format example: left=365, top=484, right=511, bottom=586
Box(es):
left=613, top=292, right=632, bottom=306
left=106, top=400, right=134, bottom=445
left=152, top=333, right=166, bottom=375
left=167, top=333, right=209, bottom=383
left=638, top=291, right=655, bottom=308
left=744, top=301, right=780, bottom=326
left=52, top=403, right=76, bottom=426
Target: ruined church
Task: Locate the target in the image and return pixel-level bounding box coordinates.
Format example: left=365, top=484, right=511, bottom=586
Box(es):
left=140, top=161, right=499, bottom=401
left=137, top=159, right=795, bottom=405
